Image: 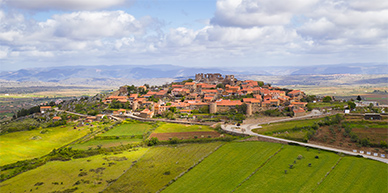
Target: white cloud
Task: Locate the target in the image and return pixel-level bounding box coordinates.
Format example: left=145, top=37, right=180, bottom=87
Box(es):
left=0, top=0, right=387, bottom=70
left=211, top=0, right=318, bottom=27
left=50, top=11, right=145, bottom=40
left=4, top=0, right=131, bottom=11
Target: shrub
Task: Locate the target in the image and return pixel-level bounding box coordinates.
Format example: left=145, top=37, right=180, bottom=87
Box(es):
left=169, top=137, right=180, bottom=144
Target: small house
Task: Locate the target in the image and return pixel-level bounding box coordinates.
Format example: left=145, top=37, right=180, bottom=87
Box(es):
left=364, top=113, right=381, bottom=120
left=40, top=106, right=52, bottom=113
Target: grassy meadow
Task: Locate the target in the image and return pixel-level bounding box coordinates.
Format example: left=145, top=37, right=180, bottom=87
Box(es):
left=153, top=123, right=214, bottom=133
left=0, top=148, right=148, bottom=193
left=0, top=126, right=90, bottom=165
left=105, top=142, right=223, bottom=193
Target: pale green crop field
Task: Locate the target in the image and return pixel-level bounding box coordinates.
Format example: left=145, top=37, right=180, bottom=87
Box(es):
left=101, top=123, right=152, bottom=136
left=163, top=142, right=282, bottom=193
left=0, top=148, right=148, bottom=193
left=153, top=123, right=214, bottom=133
left=0, top=126, right=89, bottom=165
left=105, top=142, right=223, bottom=193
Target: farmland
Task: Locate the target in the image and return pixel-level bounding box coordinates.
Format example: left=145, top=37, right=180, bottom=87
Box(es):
left=163, top=142, right=388, bottom=193
left=0, top=148, right=148, bottom=193
left=105, top=142, right=222, bottom=193
left=163, top=142, right=282, bottom=193
left=314, top=156, right=388, bottom=192
left=233, top=146, right=340, bottom=193
left=0, top=125, right=89, bottom=165
left=101, top=122, right=153, bottom=136
left=253, top=118, right=323, bottom=134
left=153, top=123, right=214, bottom=133
left=252, top=117, right=324, bottom=141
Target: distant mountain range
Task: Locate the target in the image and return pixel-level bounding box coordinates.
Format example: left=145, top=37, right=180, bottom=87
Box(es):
left=0, top=63, right=386, bottom=86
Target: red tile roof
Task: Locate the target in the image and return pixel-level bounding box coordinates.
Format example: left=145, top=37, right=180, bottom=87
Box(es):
left=216, top=99, right=243, bottom=106
left=184, top=82, right=195, bottom=86
left=243, top=98, right=261, bottom=103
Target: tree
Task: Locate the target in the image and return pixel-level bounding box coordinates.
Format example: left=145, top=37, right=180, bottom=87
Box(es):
left=257, top=81, right=264, bottom=87
left=216, top=83, right=225, bottom=89
left=356, top=95, right=362, bottom=101
left=323, top=96, right=332, bottom=102
left=347, top=101, right=356, bottom=110
left=199, top=105, right=209, bottom=114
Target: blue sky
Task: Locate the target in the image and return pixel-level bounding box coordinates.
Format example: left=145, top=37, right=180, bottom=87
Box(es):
left=0, top=0, right=387, bottom=71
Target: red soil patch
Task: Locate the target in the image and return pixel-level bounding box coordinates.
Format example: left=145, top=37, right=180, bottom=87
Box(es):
left=149, top=131, right=223, bottom=141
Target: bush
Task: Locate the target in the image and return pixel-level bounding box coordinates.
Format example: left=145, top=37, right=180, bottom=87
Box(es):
left=144, top=137, right=159, bottom=146
left=169, top=137, right=180, bottom=144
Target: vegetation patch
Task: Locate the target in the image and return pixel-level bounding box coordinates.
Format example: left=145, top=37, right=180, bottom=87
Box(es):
left=70, top=138, right=143, bottom=150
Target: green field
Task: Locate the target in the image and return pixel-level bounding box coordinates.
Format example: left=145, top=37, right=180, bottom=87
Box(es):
left=253, top=118, right=323, bottom=134
left=307, top=102, right=346, bottom=109
left=233, top=146, right=340, bottom=193
left=314, top=156, right=388, bottom=193
left=101, top=123, right=152, bottom=136
left=153, top=123, right=214, bottom=133
left=0, top=148, right=148, bottom=193
left=0, top=126, right=90, bottom=166
left=163, top=142, right=282, bottom=193
left=105, top=142, right=222, bottom=193
left=70, top=138, right=143, bottom=150
left=163, top=142, right=388, bottom=193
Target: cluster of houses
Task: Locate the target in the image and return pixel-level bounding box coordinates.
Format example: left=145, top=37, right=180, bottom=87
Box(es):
left=103, top=73, right=308, bottom=118
left=39, top=106, right=106, bottom=123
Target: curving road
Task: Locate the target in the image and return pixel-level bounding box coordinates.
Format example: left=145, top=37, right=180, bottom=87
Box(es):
left=222, top=111, right=388, bottom=164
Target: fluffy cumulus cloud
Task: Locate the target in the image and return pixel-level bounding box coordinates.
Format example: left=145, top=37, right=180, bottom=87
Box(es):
left=211, top=0, right=318, bottom=27
left=0, top=0, right=387, bottom=70
left=3, top=0, right=130, bottom=11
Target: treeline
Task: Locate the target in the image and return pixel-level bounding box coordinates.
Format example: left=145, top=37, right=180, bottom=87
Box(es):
left=16, top=106, right=41, bottom=118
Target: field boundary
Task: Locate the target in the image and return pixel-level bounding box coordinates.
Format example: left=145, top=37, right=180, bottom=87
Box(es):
left=156, top=143, right=225, bottom=193
left=229, top=145, right=284, bottom=193
left=311, top=156, right=343, bottom=192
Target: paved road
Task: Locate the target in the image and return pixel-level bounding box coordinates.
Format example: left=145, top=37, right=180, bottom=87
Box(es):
left=56, top=109, right=89, bottom=117
left=222, top=111, right=388, bottom=164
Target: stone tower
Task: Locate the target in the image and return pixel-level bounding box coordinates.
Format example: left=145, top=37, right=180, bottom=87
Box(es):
left=209, top=103, right=217, bottom=114
left=246, top=103, right=252, bottom=116
left=132, top=101, right=138, bottom=111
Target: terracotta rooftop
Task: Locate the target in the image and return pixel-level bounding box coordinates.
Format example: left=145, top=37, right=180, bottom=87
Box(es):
left=216, top=99, right=243, bottom=106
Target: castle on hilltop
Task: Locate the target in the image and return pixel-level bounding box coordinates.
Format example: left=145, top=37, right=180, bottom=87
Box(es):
left=195, top=73, right=238, bottom=85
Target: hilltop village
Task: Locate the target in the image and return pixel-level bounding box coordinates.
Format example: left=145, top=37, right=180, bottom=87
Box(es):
left=103, top=73, right=307, bottom=120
